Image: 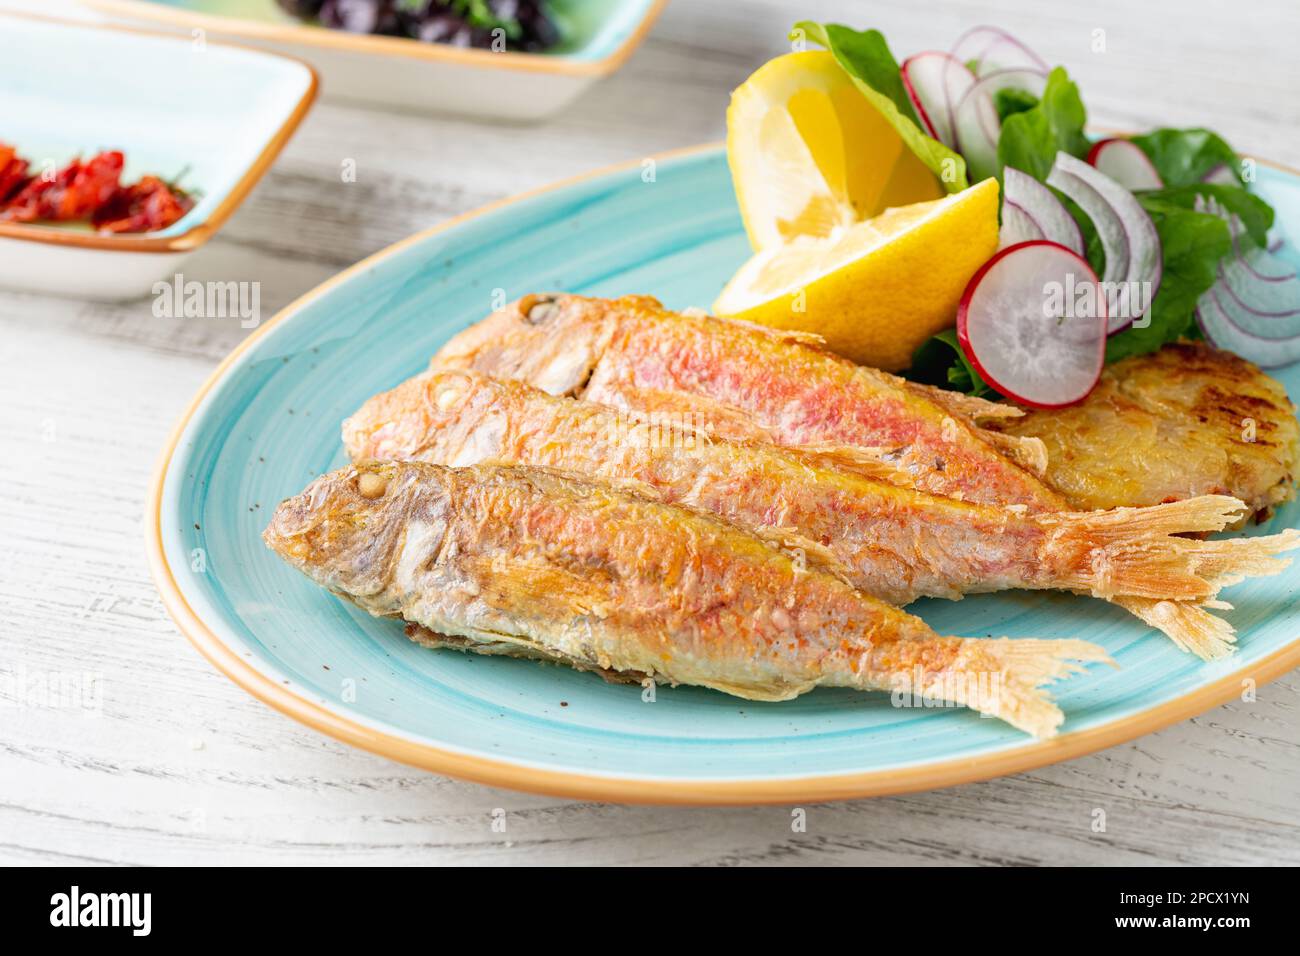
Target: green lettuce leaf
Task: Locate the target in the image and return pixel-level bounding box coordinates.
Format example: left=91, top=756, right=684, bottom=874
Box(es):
left=794, top=21, right=969, bottom=192
left=995, top=67, right=1090, bottom=182
left=1138, top=183, right=1273, bottom=247
left=1104, top=201, right=1232, bottom=363
left=908, top=329, right=991, bottom=397
left=993, top=87, right=1039, bottom=122
left=1128, top=128, right=1241, bottom=187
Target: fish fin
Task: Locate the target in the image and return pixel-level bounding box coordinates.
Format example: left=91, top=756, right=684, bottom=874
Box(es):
left=786, top=443, right=917, bottom=488
left=979, top=429, right=1049, bottom=476
left=974, top=638, right=1113, bottom=737
left=884, top=637, right=1112, bottom=738
left=459, top=553, right=618, bottom=620
left=405, top=623, right=647, bottom=684
left=1110, top=597, right=1238, bottom=661
left=708, top=312, right=828, bottom=348
left=908, top=381, right=1025, bottom=421
left=1040, top=495, right=1298, bottom=602
left=745, top=526, right=858, bottom=584
left=590, top=383, right=777, bottom=444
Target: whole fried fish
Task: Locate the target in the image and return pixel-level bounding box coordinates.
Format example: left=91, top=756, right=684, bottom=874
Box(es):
left=993, top=342, right=1299, bottom=520
left=344, top=369, right=1298, bottom=609
left=427, top=294, right=1277, bottom=659
left=263, top=460, right=1109, bottom=737
left=431, top=293, right=1057, bottom=511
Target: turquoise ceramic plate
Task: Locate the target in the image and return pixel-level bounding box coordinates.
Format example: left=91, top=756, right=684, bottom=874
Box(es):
left=148, top=145, right=1300, bottom=804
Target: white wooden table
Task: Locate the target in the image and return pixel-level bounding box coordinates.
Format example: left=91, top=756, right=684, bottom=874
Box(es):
left=3, top=0, right=1299, bottom=866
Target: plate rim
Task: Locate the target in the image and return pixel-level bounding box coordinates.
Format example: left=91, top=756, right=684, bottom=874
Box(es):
left=145, top=142, right=1300, bottom=805
left=0, top=10, right=319, bottom=254
left=85, top=0, right=668, bottom=77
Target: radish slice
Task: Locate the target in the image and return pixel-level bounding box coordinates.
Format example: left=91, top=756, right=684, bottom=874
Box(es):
left=1047, top=152, right=1162, bottom=332
left=1201, top=163, right=1240, bottom=186
left=1197, top=297, right=1300, bottom=368
left=901, top=51, right=972, bottom=146
left=957, top=240, right=1107, bottom=408
left=1003, top=166, right=1084, bottom=255
left=950, top=26, right=1049, bottom=77
left=953, top=68, right=1047, bottom=181
left=999, top=200, right=1046, bottom=248
left=1087, top=139, right=1164, bottom=190
left=1204, top=286, right=1300, bottom=338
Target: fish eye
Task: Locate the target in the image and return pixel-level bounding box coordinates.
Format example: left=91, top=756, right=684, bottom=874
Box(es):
left=519, top=293, right=558, bottom=325
left=357, top=472, right=389, bottom=499
left=434, top=383, right=463, bottom=410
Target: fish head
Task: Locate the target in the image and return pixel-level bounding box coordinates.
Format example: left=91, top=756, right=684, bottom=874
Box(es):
left=263, top=460, right=451, bottom=604
left=430, top=293, right=648, bottom=395
left=342, top=369, right=509, bottom=465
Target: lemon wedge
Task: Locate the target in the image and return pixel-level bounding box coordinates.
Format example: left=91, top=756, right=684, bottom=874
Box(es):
left=714, top=178, right=1000, bottom=372
left=727, top=50, right=945, bottom=251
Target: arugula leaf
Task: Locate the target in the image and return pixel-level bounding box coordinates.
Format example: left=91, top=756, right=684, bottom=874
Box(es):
left=1138, top=183, right=1273, bottom=247
left=995, top=67, right=1090, bottom=182
left=909, top=329, right=992, bottom=397
left=1128, top=128, right=1241, bottom=187
left=795, top=21, right=969, bottom=192
left=993, top=87, right=1039, bottom=122
left=1104, top=202, right=1232, bottom=362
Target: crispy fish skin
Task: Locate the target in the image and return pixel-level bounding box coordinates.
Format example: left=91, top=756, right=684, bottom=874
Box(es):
left=263, top=460, right=1109, bottom=736
left=344, top=369, right=1298, bottom=607
left=431, top=293, right=1059, bottom=512
left=994, top=342, right=1299, bottom=520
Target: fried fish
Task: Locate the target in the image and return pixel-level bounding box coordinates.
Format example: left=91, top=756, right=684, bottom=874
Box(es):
left=431, top=293, right=1057, bottom=511
left=429, top=294, right=1292, bottom=658
left=344, top=369, right=1297, bottom=609
left=263, top=460, right=1110, bottom=737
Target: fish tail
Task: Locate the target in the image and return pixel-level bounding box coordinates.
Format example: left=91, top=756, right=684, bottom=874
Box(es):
left=872, top=637, right=1112, bottom=738
left=1041, top=495, right=1298, bottom=601
left=1110, top=597, right=1238, bottom=661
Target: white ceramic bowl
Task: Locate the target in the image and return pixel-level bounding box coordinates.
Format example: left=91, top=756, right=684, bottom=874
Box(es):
left=85, top=0, right=667, bottom=120
left=0, top=12, right=316, bottom=300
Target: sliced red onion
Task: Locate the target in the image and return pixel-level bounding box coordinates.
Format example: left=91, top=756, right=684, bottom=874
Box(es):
left=1047, top=152, right=1162, bottom=332
left=1221, top=255, right=1300, bottom=314
left=1201, top=164, right=1240, bottom=186
left=1003, top=166, right=1084, bottom=255
left=1204, top=286, right=1300, bottom=337
left=1197, top=296, right=1300, bottom=368
left=999, top=200, right=1046, bottom=248
left=950, top=25, right=1049, bottom=77
left=957, top=240, right=1106, bottom=408
left=1190, top=191, right=1300, bottom=343
left=953, top=68, right=1047, bottom=182
left=901, top=51, right=973, bottom=147
left=1086, top=139, right=1163, bottom=191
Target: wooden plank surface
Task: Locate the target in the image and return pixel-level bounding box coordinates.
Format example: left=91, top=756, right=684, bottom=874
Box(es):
left=1, top=0, right=1298, bottom=866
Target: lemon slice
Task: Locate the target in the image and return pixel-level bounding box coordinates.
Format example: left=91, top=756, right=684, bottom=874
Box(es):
left=728, top=50, right=945, bottom=251
left=715, top=178, right=1000, bottom=372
